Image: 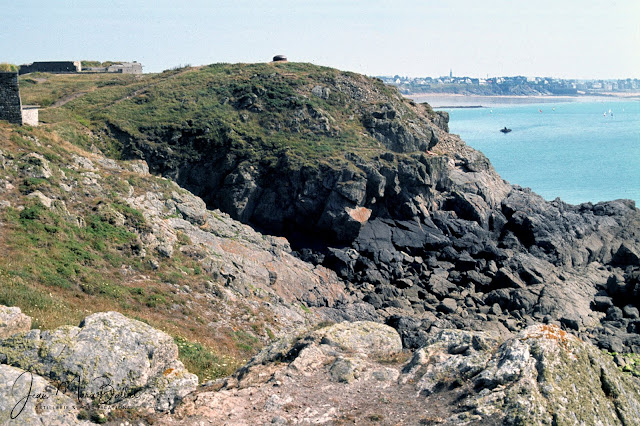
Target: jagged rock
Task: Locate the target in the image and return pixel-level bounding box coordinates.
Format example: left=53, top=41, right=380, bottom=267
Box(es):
left=26, top=190, right=52, bottom=208
left=172, top=190, right=208, bottom=225
left=0, top=311, right=198, bottom=412
left=0, top=306, right=31, bottom=340
left=403, top=325, right=640, bottom=425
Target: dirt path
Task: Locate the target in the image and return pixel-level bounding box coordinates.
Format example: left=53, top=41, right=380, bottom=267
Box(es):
left=51, top=91, right=89, bottom=107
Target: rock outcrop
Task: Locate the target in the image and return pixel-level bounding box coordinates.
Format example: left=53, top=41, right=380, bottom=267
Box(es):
left=162, top=321, right=640, bottom=425
left=0, top=364, right=91, bottom=425
left=0, top=310, right=198, bottom=415
left=100, top=63, right=640, bottom=355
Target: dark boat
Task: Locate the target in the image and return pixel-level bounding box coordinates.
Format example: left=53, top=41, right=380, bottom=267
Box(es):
left=500, top=127, right=512, bottom=133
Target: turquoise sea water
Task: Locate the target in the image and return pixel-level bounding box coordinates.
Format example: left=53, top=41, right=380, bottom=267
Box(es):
left=441, top=100, right=640, bottom=205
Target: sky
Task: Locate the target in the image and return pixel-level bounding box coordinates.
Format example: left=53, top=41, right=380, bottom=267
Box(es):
left=1, top=0, right=639, bottom=79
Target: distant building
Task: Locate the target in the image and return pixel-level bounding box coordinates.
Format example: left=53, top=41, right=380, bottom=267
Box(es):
left=19, top=61, right=81, bottom=75
left=272, top=55, right=288, bottom=62
left=106, top=62, right=143, bottom=74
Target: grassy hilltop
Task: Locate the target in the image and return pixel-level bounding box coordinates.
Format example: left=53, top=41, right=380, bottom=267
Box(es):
left=21, top=63, right=402, bottom=162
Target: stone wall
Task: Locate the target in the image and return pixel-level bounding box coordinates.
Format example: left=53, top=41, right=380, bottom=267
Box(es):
left=19, top=61, right=81, bottom=75
left=0, top=72, right=22, bottom=125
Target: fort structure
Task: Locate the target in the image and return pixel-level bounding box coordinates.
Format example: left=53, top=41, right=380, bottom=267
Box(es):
left=19, top=61, right=82, bottom=75
left=19, top=60, right=143, bottom=75
left=0, top=72, right=24, bottom=125
left=0, top=71, right=38, bottom=126
left=83, top=62, right=143, bottom=74
left=272, top=55, right=288, bottom=62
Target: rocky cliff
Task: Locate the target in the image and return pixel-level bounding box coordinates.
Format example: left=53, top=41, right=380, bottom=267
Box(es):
left=75, top=62, right=640, bottom=356
left=0, top=62, right=638, bottom=423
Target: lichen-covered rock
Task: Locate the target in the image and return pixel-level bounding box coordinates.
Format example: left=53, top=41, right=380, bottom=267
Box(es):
left=0, top=311, right=197, bottom=413
left=317, top=321, right=402, bottom=357
left=0, top=364, right=90, bottom=425
left=405, top=324, right=640, bottom=425
left=473, top=325, right=640, bottom=425
left=0, top=306, right=31, bottom=339
left=21, top=152, right=52, bottom=179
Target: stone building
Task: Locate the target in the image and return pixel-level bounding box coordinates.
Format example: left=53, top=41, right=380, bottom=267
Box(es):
left=0, top=71, right=38, bottom=126
left=107, top=62, right=143, bottom=74
left=19, top=61, right=81, bottom=75
left=84, top=62, right=143, bottom=74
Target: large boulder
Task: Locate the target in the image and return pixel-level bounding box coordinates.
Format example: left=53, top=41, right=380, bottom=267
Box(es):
left=317, top=321, right=402, bottom=357
left=0, top=311, right=197, bottom=412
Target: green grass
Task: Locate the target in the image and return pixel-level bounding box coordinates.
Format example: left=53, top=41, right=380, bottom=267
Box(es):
left=19, top=62, right=406, bottom=170
left=175, top=336, right=241, bottom=382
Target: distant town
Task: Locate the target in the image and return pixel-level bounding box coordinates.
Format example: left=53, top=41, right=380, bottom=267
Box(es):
left=378, top=72, right=640, bottom=96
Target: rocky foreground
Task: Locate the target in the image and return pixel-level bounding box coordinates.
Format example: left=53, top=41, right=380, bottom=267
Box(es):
left=2, top=306, right=640, bottom=424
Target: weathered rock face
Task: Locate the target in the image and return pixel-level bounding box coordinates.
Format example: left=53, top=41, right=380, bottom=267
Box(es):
left=405, top=325, right=640, bottom=424
left=0, top=311, right=197, bottom=413
left=114, top=65, right=640, bottom=355
left=124, top=186, right=352, bottom=319
left=162, top=321, right=640, bottom=425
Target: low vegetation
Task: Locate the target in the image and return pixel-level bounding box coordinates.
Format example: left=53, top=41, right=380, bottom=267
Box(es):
left=0, top=123, right=273, bottom=382
left=0, top=63, right=19, bottom=72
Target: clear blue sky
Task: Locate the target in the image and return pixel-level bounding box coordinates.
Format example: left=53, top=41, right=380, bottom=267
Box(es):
left=2, top=0, right=638, bottom=79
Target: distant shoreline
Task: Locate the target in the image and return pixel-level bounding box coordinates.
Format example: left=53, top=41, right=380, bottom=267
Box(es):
left=406, top=92, right=640, bottom=108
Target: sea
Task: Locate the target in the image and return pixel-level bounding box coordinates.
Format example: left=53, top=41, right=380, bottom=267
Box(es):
left=412, top=95, right=640, bottom=205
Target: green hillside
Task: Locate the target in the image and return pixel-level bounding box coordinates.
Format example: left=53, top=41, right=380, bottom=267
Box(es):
left=20, top=62, right=436, bottom=166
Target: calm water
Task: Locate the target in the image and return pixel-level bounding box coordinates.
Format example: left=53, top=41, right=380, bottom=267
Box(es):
left=439, top=100, right=640, bottom=205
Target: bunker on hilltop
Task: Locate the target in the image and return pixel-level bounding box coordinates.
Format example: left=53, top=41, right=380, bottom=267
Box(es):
left=272, top=55, right=288, bottom=62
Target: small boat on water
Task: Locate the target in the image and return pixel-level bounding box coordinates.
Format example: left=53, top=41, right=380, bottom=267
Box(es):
left=500, top=127, right=512, bottom=133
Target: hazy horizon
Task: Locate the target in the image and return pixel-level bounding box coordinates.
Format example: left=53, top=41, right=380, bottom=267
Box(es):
left=2, top=0, right=638, bottom=80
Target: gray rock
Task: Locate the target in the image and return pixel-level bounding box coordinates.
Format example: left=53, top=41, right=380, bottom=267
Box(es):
left=21, top=152, right=52, bottom=179
left=172, top=190, right=208, bottom=225
left=406, top=325, right=640, bottom=425
left=623, top=305, right=640, bottom=319
left=311, top=85, right=331, bottom=100
left=0, top=364, right=91, bottom=425
left=0, top=306, right=31, bottom=339
left=329, top=357, right=361, bottom=383
left=0, top=312, right=197, bottom=412
left=318, top=321, right=402, bottom=357
left=438, top=298, right=458, bottom=314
